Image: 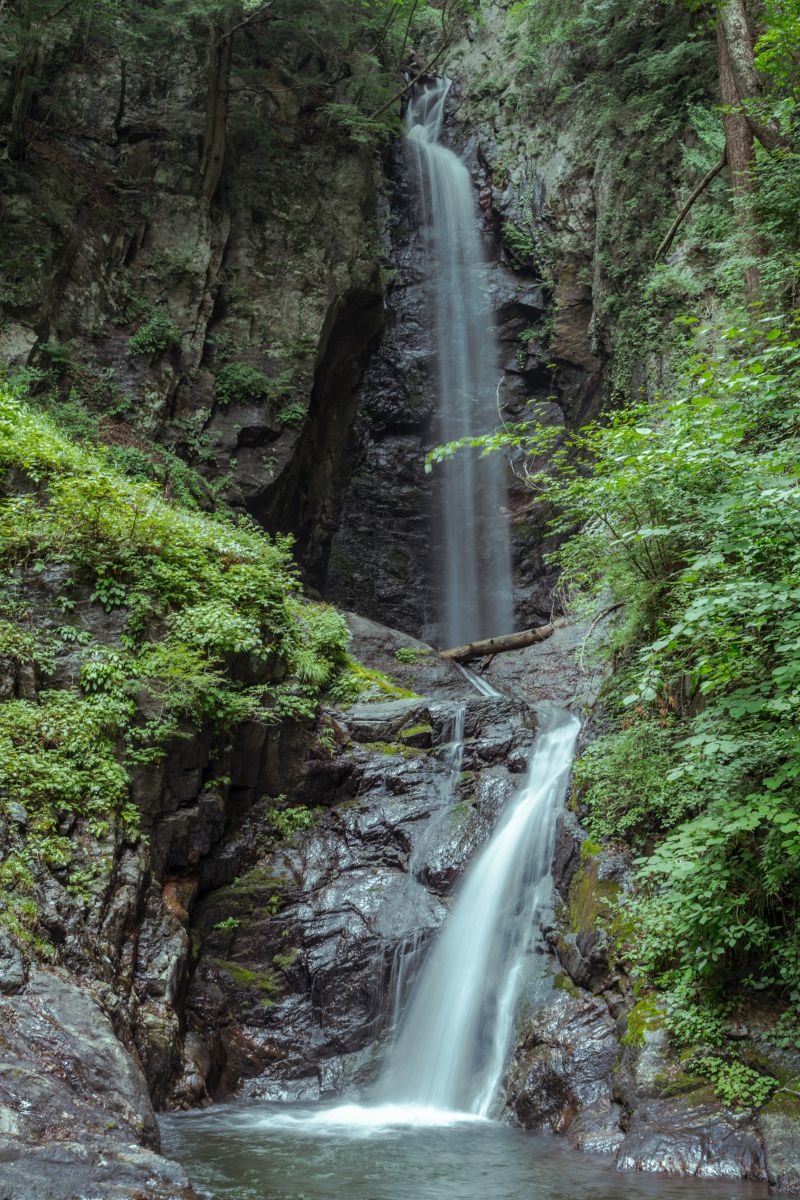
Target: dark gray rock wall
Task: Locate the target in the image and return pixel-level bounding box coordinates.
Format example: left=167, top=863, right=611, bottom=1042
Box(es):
left=324, top=73, right=604, bottom=638
left=0, top=31, right=385, bottom=594
left=181, top=689, right=537, bottom=1102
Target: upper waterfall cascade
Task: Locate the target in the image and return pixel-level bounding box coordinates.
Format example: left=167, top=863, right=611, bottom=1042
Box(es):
left=405, top=79, right=514, bottom=647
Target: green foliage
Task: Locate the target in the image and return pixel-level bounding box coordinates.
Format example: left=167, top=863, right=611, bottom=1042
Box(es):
left=433, top=314, right=800, bottom=1011
left=621, top=996, right=663, bottom=1047
left=215, top=362, right=287, bottom=408
left=268, top=805, right=318, bottom=840
left=573, top=716, right=688, bottom=844
left=0, top=386, right=356, bottom=942
left=321, top=101, right=397, bottom=147
left=327, top=653, right=420, bottom=705
left=0, top=689, right=133, bottom=938
left=661, top=983, right=729, bottom=1049
left=394, top=646, right=421, bottom=664
left=277, top=401, right=307, bottom=428
left=691, top=1055, right=776, bottom=1111
left=501, top=221, right=538, bottom=268
left=127, top=311, right=181, bottom=356
left=552, top=317, right=800, bottom=1004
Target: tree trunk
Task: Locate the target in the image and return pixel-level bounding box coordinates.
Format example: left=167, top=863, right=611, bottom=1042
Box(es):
left=440, top=624, right=555, bottom=662
left=717, top=19, right=763, bottom=301
left=3, top=19, right=38, bottom=161
left=718, top=0, right=784, bottom=151
left=200, top=15, right=234, bottom=203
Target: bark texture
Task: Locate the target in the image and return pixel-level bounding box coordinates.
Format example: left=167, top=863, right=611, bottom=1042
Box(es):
left=440, top=623, right=556, bottom=662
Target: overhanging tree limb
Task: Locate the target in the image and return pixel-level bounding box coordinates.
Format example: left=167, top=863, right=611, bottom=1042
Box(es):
left=655, top=149, right=727, bottom=262
left=369, top=34, right=453, bottom=121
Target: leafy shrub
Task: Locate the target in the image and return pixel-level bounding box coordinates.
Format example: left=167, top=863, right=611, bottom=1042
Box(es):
left=269, top=805, right=318, bottom=840
left=215, top=363, right=294, bottom=408
left=573, top=717, right=687, bottom=844
left=691, top=1055, right=776, bottom=1111
left=431, top=315, right=800, bottom=1008
left=128, top=311, right=181, bottom=355
left=502, top=221, right=537, bottom=267
left=277, top=401, right=306, bottom=428
left=215, top=362, right=273, bottom=406
left=394, top=646, right=421, bottom=664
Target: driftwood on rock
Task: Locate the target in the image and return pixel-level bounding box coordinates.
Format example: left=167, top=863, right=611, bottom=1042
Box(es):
left=440, top=624, right=555, bottom=663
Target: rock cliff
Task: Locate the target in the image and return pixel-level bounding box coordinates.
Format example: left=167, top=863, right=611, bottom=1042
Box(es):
left=1, top=2, right=799, bottom=1197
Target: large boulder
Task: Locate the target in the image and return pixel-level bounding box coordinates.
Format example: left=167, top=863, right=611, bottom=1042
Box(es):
left=0, top=970, right=198, bottom=1200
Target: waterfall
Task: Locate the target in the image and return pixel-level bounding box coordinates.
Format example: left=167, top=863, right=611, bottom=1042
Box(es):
left=381, top=704, right=580, bottom=1115
left=406, top=79, right=513, bottom=647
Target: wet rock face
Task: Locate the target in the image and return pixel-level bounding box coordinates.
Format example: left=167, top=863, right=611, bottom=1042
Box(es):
left=324, top=139, right=438, bottom=637
left=181, top=691, right=537, bottom=1102
left=505, top=981, right=623, bottom=1150
left=0, top=970, right=199, bottom=1200
left=324, top=78, right=603, bottom=637
left=0, top=33, right=384, bottom=594
left=505, top=976, right=772, bottom=1187
left=614, top=1028, right=767, bottom=1183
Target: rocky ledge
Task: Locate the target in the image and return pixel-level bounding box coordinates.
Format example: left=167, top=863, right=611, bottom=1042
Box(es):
left=501, top=806, right=800, bottom=1193
left=0, top=968, right=198, bottom=1200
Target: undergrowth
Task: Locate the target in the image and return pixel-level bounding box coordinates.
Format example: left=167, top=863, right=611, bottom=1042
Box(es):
left=0, top=386, right=361, bottom=944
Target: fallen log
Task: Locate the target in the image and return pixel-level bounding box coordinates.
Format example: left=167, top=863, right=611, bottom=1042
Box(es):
left=440, top=623, right=555, bottom=663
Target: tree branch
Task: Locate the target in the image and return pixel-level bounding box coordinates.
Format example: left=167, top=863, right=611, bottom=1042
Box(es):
left=655, top=149, right=727, bottom=262
left=217, top=2, right=273, bottom=45
left=369, top=31, right=453, bottom=121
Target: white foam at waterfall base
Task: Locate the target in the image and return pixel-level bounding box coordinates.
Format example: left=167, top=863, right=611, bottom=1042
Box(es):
left=243, top=1102, right=487, bottom=1137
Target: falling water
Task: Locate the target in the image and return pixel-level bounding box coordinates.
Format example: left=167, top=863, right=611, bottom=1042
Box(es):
left=406, top=79, right=513, bottom=647
left=381, top=704, right=580, bottom=1115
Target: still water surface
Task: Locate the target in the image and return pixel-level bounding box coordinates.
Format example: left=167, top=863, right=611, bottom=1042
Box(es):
left=160, top=1102, right=768, bottom=1200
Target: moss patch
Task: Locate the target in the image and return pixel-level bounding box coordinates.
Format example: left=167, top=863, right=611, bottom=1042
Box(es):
left=214, top=959, right=283, bottom=1004
left=622, top=996, right=664, bottom=1047
left=362, top=740, right=424, bottom=759
left=762, top=1082, right=800, bottom=1119
left=568, top=857, right=619, bottom=935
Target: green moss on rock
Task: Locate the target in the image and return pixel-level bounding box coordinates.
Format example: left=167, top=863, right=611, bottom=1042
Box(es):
left=567, top=857, right=619, bottom=935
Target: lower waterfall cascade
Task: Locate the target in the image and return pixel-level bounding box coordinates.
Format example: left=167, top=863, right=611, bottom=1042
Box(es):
left=379, top=703, right=580, bottom=1116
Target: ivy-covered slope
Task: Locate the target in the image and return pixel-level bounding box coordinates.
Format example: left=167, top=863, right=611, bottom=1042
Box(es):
left=0, top=386, right=356, bottom=946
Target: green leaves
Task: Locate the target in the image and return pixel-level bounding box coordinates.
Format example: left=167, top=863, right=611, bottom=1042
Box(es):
left=508, top=314, right=800, bottom=1009
left=0, top=387, right=356, bottom=943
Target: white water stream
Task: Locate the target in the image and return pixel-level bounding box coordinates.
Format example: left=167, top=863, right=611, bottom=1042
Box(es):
left=253, top=82, right=579, bottom=1133
left=406, top=78, right=513, bottom=646
left=167, top=80, right=581, bottom=1160
left=380, top=703, right=580, bottom=1117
